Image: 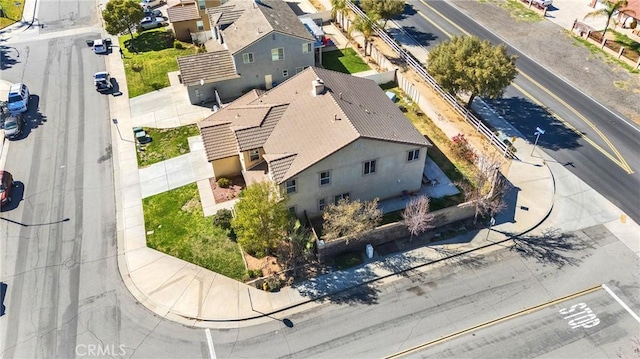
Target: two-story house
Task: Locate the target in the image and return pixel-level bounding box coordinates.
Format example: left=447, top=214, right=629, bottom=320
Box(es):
left=177, top=0, right=317, bottom=105
left=166, top=0, right=223, bottom=43
left=199, top=67, right=432, bottom=219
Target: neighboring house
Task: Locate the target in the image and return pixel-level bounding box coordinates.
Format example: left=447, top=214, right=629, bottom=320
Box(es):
left=618, top=0, right=640, bottom=29
left=166, top=0, right=222, bottom=43
left=177, top=0, right=317, bottom=105
left=199, top=67, right=432, bottom=219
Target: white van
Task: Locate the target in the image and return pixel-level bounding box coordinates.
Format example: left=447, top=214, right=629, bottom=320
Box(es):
left=7, top=83, right=30, bottom=114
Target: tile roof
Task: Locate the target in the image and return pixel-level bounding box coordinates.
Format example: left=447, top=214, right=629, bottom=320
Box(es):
left=199, top=122, right=237, bottom=161
left=167, top=2, right=200, bottom=23
left=200, top=67, right=431, bottom=183
left=621, top=0, right=640, bottom=19
left=176, top=50, right=239, bottom=85
left=207, top=0, right=314, bottom=55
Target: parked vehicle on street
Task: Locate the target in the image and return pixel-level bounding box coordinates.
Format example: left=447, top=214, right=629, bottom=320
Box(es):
left=532, top=0, right=552, bottom=6
left=3, top=113, right=24, bottom=139
left=93, top=72, right=113, bottom=93
left=6, top=83, right=29, bottom=114
left=93, top=39, right=108, bottom=54
left=139, top=16, right=165, bottom=30
left=0, top=171, right=14, bottom=207
left=139, top=0, right=165, bottom=9
left=143, top=8, right=164, bottom=18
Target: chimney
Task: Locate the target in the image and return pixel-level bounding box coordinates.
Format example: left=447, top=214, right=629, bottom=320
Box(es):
left=311, top=78, right=324, bottom=96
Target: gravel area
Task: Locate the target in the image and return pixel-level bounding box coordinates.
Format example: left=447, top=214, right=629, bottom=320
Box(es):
left=450, top=0, right=640, bottom=123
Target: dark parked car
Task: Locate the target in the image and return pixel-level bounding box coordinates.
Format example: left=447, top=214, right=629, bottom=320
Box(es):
left=3, top=113, right=24, bottom=139
left=0, top=171, right=14, bottom=207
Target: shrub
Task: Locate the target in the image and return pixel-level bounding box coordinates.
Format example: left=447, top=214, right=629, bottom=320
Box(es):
left=217, top=177, right=231, bottom=188
left=212, top=209, right=233, bottom=230
left=451, top=133, right=477, bottom=163
left=265, top=275, right=281, bottom=292
left=248, top=269, right=263, bottom=279
left=173, top=40, right=184, bottom=49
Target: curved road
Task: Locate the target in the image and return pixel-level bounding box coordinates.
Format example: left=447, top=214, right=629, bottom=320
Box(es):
left=395, top=0, right=640, bottom=222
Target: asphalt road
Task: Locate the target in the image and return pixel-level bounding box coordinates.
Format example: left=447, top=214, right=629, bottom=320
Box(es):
left=206, top=225, right=639, bottom=358
left=394, top=0, right=640, bottom=223
left=0, top=17, right=207, bottom=359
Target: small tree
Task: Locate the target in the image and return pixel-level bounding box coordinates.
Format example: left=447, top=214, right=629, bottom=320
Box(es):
left=360, top=0, right=405, bottom=29
left=231, top=181, right=289, bottom=257
left=102, top=0, right=144, bottom=41
left=402, top=195, right=435, bottom=242
left=427, top=35, right=518, bottom=107
left=275, top=220, right=315, bottom=277
left=322, top=198, right=382, bottom=243
left=212, top=209, right=233, bottom=230
left=457, top=155, right=509, bottom=223
left=584, top=0, right=630, bottom=37
left=348, top=12, right=381, bottom=55
left=331, top=0, right=349, bottom=30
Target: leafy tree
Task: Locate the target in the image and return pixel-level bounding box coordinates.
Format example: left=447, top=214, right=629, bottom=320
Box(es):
left=212, top=209, right=233, bottom=230
left=331, top=0, right=350, bottom=29
left=427, top=35, right=518, bottom=107
left=402, top=195, right=435, bottom=242
left=275, top=220, right=315, bottom=277
left=456, top=155, right=509, bottom=223
left=584, top=0, right=630, bottom=37
left=348, top=11, right=381, bottom=55
left=360, top=0, right=405, bottom=29
left=102, top=0, right=144, bottom=41
left=231, top=181, right=289, bottom=257
left=322, top=198, right=382, bottom=243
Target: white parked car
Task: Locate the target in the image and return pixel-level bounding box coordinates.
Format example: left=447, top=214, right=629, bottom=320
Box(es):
left=532, top=0, right=552, bottom=7
left=93, top=39, right=108, bottom=54
left=139, top=0, right=164, bottom=9
left=139, top=17, right=165, bottom=30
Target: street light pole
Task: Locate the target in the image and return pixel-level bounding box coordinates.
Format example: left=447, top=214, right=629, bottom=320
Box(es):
left=531, top=127, right=545, bottom=155
left=112, top=118, right=124, bottom=141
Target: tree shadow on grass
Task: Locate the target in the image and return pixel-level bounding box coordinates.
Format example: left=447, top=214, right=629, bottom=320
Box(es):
left=510, top=227, right=593, bottom=269
left=484, top=96, right=582, bottom=151
left=124, top=30, right=174, bottom=52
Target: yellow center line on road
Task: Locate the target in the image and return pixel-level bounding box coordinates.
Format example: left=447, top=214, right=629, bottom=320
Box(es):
left=416, top=0, right=633, bottom=174
left=382, top=285, right=603, bottom=359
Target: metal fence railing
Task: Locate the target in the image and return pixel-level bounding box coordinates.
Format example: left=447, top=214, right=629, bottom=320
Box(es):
left=345, top=1, right=517, bottom=159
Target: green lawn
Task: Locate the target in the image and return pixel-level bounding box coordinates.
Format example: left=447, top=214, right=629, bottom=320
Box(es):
left=118, top=29, right=198, bottom=97
left=0, top=0, right=25, bottom=29
left=322, top=48, right=371, bottom=74
left=613, top=30, right=640, bottom=53
left=498, top=0, right=543, bottom=22
left=143, top=183, right=246, bottom=281
left=137, top=124, right=201, bottom=167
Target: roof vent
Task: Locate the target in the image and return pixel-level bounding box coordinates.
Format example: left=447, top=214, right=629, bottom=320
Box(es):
left=312, top=78, right=324, bottom=96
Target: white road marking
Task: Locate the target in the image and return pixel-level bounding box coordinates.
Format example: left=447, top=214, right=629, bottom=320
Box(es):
left=204, top=328, right=217, bottom=359
left=602, top=284, right=640, bottom=323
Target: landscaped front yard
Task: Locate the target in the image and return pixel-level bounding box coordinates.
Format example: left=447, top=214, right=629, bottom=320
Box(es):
left=143, top=183, right=246, bottom=281
left=322, top=48, right=371, bottom=74
left=118, top=28, right=199, bottom=97
left=136, top=124, right=201, bottom=167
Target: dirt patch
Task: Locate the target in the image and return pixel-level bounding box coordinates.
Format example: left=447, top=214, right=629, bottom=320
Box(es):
left=210, top=176, right=245, bottom=203
left=243, top=252, right=283, bottom=277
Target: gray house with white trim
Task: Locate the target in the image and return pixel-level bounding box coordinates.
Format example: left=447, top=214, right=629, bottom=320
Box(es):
left=177, top=0, right=316, bottom=105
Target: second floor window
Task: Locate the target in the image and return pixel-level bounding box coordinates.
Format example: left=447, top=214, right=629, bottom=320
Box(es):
left=198, top=0, right=205, bottom=9
left=282, top=69, right=288, bottom=77
left=302, top=43, right=312, bottom=53
left=271, top=47, right=284, bottom=61
left=196, top=20, right=204, bottom=31
left=363, top=160, right=377, bottom=175
left=319, top=171, right=331, bottom=186
left=243, top=53, right=254, bottom=64
left=286, top=179, right=297, bottom=194
left=407, top=149, right=420, bottom=162
left=249, top=149, right=260, bottom=161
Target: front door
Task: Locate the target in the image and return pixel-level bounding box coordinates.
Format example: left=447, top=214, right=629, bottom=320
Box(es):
left=265, top=74, right=273, bottom=90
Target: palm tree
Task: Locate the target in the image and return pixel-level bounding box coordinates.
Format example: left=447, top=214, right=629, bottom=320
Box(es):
left=584, top=0, right=628, bottom=37
left=330, top=0, right=349, bottom=30
left=348, top=12, right=380, bottom=55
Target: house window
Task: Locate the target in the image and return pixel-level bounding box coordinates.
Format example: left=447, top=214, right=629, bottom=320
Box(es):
left=363, top=159, right=377, bottom=175
left=196, top=20, right=204, bottom=31
left=407, top=149, right=420, bottom=162
left=285, top=179, right=297, bottom=194
left=296, top=67, right=304, bottom=74
left=288, top=206, right=296, bottom=215
left=249, top=149, right=260, bottom=161
left=243, top=52, right=254, bottom=64
left=302, top=42, right=312, bottom=53
left=319, top=171, right=331, bottom=186
left=334, top=192, right=349, bottom=205
left=318, top=198, right=327, bottom=211
left=282, top=69, right=288, bottom=77
left=198, top=0, right=205, bottom=10
left=271, top=47, right=284, bottom=61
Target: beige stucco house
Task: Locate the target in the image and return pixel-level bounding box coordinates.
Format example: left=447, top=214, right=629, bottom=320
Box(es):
left=166, top=0, right=222, bottom=43
left=199, top=67, right=432, bottom=218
